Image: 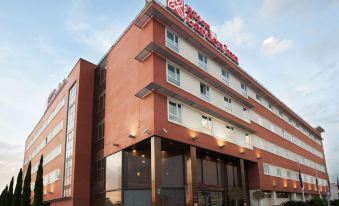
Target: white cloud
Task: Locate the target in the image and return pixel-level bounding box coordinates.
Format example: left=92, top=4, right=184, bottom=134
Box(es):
left=261, top=36, right=292, bottom=56
left=65, top=21, right=117, bottom=53
left=213, top=17, right=255, bottom=47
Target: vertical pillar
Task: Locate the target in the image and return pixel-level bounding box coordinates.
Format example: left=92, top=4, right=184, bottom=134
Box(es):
left=291, top=192, right=297, bottom=201
left=240, top=159, right=249, bottom=206
left=271, top=191, right=277, bottom=205
left=151, top=136, right=162, bottom=206
left=186, top=146, right=197, bottom=206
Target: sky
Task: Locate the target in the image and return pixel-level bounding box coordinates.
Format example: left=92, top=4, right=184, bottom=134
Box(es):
left=0, top=0, right=338, bottom=189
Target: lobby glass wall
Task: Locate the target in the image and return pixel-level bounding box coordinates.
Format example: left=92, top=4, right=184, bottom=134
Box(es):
left=104, top=138, right=246, bottom=206
left=161, top=148, right=185, bottom=206
left=123, top=148, right=151, bottom=206
left=196, top=151, right=243, bottom=206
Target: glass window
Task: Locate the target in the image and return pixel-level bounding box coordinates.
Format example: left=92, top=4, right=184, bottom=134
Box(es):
left=225, top=125, right=234, bottom=138
left=202, top=115, right=212, bottom=134
left=268, top=103, right=274, bottom=110
left=197, top=159, right=203, bottom=184
left=105, top=191, right=122, bottom=206
left=264, top=163, right=270, bottom=175
left=240, top=82, right=247, bottom=96
left=167, top=64, right=180, bottom=86
left=256, top=94, right=262, bottom=101
left=168, top=101, right=182, bottom=123
left=202, top=158, right=219, bottom=185
left=162, top=151, right=184, bottom=188
left=243, top=107, right=249, bottom=121
left=276, top=168, right=282, bottom=177
left=106, top=152, right=122, bottom=191
left=124, top=190, right=151, bottom=206
left=162, top=189, right=185, bottom=206
left=224, top=97, right=232, bottom=111
left=245, top=134, right=251, bottom=145
left=200, top=83, right=210, bottom=101
left=123, top=150, right=151, bottom=189
left=221, top=69, right=229, bottom=84
left=166, top=30, right=179, bottom=52
left=198, top=52, right=207, bottom=70
left=226, top=162, right=239, bottom=187
left=279, top=110, right=284, bottom=117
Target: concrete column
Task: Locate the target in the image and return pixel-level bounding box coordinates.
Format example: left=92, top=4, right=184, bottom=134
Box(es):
left=240, top=159, right=249, bottom=206
left=186, top=146, right=198, bottom=206
left=271, top=191, right=277, bottom=206
left=291, top=192, right=297, bottom=201
left=151, top=136, right=162, bottom=206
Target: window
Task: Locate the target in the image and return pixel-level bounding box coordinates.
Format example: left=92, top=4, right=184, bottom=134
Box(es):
left=245, top=134, right=251, bottom=145
left=198, top=52, right=207, bottom=70
left=243, top=107, right=249, bottom=121
left=258, top=116, right=264, bottom=126
left=287, top=170, right=291, bottom=179
left=200, top=83, right=210, bottom=101
left=98, top=94, right=105, bottom=112
left=167, top=64, right=180, bottom=86
left=256, top=94, right=262, bottom=101
left=288, top=117, right=293, bottom=124
left=264, top=164, right=270, bottom=175
left=106, top=152, right=122, bottom=191
left=166, top=30, right=179, bottom=52
left=279, top=110, right=284, bottom=117
left=96, top=122, right=104, bottom=141
left=168, top=101, right=182, bottom=124
left=225, top=125, right=234, bottom=138
left=221, top=69, right=229, bottom=84
left=268, top=103, right=274, bottom=110
left=240, top=82, right=247, bottom=96
left=224, top=97, right=232, bottom=111
left=202, top=115, right=212, bottom=134
left=276, top=168, right=282, bottom=177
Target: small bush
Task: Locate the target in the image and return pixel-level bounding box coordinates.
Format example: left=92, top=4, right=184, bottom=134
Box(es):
left=281, top=197, right=328, bottom=206
left=331, top=200, right=339, bottom=206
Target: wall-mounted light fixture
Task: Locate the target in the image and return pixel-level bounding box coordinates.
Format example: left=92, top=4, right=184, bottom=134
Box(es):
left=239, top=148, right=245, bottom=154
left=113, top=143, right=120, bottom=147
left=143, top=128, right=151, bottom=135
left=128, top=134, right=136, bottom=138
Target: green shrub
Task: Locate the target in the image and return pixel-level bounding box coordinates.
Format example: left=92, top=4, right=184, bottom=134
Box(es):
left=331, top=200, right=339, bottom=206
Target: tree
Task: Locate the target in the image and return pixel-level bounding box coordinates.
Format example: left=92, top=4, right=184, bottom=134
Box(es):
left=228, top=187, right=244, bottom=206
left=12, top=169, right=23, bottom=206
left=6, top=177, right=14, bottom=206
left=20, top=162, right=31, bottom=206
left=1, top=185, right=8, bottom=206
left=252, top=190, right=265, bottom=206
left=33, top=156, right=43, bottom=206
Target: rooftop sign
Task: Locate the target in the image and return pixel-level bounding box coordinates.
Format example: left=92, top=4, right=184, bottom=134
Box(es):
left=166, top=0, right=239, bottom=65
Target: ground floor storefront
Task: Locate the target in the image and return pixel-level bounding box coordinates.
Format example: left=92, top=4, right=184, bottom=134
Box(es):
left=100, top=136, right=250, bottom=206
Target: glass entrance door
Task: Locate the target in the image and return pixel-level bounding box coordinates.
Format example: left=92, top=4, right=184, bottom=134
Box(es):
left=198, top=191, right=224, bottom=206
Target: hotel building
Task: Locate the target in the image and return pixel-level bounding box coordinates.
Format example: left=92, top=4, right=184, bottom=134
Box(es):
left=22, top=1, right=329, bottom=206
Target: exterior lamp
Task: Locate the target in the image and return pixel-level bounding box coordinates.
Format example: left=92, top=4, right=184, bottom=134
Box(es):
left=128, top=134, right=136, bottom=138
left=239, top=148, right=245, bottom=154
left=113, top=143, right=120, bottom=147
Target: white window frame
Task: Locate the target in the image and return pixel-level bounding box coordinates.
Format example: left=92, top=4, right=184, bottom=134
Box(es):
left=240, top=82, right=247, bottom=96
left=243, top=107, right=250, bottom=122
left=245, top=134, right=252, bottom=145
left=166, top=29, right=179, bottom=52
left=168, top=100, right=182, bottom=124
left=221, top=69, right=229, bottom=84
left=224, top=97, right=232, bottom=112
left=256, top=94, right=262, bottom=101
left=166, top=62, right=181, bottom=87
left=200, top=82, right=210, bottom=102
left=201, top=115, right=212, bottom=134
left=198, top=52, right=208, bottom=70
left=225, top=125, right=234, bottom=138
left=264, top=163, right=270, bottom=175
